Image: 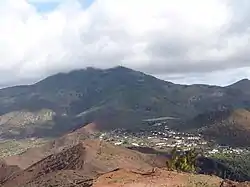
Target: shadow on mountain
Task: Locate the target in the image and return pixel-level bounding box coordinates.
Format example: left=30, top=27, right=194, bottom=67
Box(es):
left=129, top=146, right=250, bottom=182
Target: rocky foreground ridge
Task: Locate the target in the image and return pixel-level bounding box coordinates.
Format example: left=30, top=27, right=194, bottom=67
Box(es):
left=0, top=136, right=249, bottom=187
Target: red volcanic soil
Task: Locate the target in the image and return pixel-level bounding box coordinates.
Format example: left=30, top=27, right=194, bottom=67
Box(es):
left=0, top=160, right=20, bottom=183
left=93, top=169, right=250, bottom=187
left=2, top=139, right=250, bottom=187
left=1, top=139, right=167, bottom=187
left=81, top=122, right=100, bottom=135
left=2, top=123, right=250, bottom=187
left=4, top=123, right=98, bottom=169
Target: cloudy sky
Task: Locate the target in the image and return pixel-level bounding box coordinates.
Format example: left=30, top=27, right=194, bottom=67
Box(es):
left=1, top=0, right=250, bottom=87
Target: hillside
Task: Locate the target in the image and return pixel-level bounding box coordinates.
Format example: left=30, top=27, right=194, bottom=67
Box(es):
left=1, top=139, right=167, bottom=187
left=1, top=124, right=250, bottom=186
left=0, top=161, right=20, bottom=183
left=3, top=124, right=97, bottom=169
left=0, top=66, right=250, bottom=139
left=181, top=109, right=250, bottom=146
left=1, top=138, right=250, bottom=187
left=227, top=79, right=250, bottom=94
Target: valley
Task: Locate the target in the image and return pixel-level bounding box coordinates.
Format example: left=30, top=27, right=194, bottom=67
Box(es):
left=0, top=138, right=50, bottom=158
left=0, top=67, right=250, bottom=186
left=98, top=122, right=249, bottom=156
left=0, top=118, right=249, bottom=160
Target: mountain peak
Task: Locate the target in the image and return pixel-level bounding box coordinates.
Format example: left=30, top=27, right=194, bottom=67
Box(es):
left=106, top=66, right=136, bottom=73
left=231, top=78, right=250, bottom=85
left=228, top=78, right=250, bottom=91
left=235, top=78, right=250, bottom=83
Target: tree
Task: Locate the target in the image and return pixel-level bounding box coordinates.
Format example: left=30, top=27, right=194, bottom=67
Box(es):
left=167, top=148, right=199, bottom=173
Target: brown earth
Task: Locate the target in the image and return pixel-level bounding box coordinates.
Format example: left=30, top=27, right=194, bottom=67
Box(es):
left=81, top=123, right=100, bottom=134
left=1, top=139, right=167, bottom=187
left=4, top=123, right=96, bottom=169
left=94, top=169, right=250, bottom=187
left=17, top=170, right=94, bottom=187
left=2, top=122, right=250, bottom=187
left=220, top=180, right=250, bottom=187
left=5, top=167, right=250, bottom=187
left=0, top=160, right=20, bottom=183
left=93, top=168, right=223, bottom=187
left=1, top=139, right=250, bottom=187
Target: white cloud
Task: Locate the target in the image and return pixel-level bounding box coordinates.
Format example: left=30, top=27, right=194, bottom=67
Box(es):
left=157, top=67, right=250, bottom=86
left=0, top=0, right=250, bottom=86
left=27, top=0, right=63, bottom=3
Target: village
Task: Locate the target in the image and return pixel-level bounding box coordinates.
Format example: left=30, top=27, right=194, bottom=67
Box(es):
left=97, top=121, right=250, bottom=156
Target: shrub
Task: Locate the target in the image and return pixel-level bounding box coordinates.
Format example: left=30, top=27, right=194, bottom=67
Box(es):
left=167, top=147, right=199, bottom=173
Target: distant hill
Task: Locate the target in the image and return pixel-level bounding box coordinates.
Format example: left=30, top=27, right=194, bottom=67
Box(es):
left=0, top=66, right=250, bottom=139
left=180, top=109, right=250, bottom=146
left=227, top=79, right=250, bottom=94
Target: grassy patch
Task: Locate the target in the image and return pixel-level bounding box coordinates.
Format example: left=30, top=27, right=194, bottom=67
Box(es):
left=0, top=138, right=50, bottom=158
left=186, top=174, right=221, bottom=187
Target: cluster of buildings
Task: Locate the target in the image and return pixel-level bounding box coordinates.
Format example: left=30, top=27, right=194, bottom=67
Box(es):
left=97, top=121, right=250, bottom=155
left=98, top=122, right=207, bottom=150
left=207, top=146, right=248, bottom=155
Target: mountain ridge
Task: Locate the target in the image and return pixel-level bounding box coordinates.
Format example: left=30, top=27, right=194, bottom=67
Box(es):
left=178, top=108, right=250, bottom=146
left=1, top=137, right=250, bottom=187
left=0, top=66, right=250, bottom=140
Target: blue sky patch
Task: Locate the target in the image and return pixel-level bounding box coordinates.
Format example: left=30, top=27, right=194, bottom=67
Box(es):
left=33, top=2, right=59, bottom=12
left=32, top=0, right=95, bottom=12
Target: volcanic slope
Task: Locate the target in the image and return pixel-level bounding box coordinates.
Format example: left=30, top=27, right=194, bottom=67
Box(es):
left=3, top=123, right=98, bottom=169
left=182, top=109, right=250, bottom=146
left=1, top=139, right=167, bottom=187
left=1, top=66, right=250, bottom=139
left=0, top=160, right=20, bottom=184
left=2, top=143, right=250, bottom=187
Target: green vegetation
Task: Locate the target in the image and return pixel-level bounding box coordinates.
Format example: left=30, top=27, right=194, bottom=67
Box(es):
left=187, top=176, right=219, bottom=187
left=167, top=148, right=250, bottom=182
left=0, top=138, right=50, bottom=158
left=1, top=66, right=250, bottom=141
left=210, top=152, right=250, bottom=180
left=167, top=147, right=199, bottom=173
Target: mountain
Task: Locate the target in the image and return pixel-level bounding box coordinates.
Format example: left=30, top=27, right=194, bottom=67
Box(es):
left=179, top=109, right=250, bottom=146
left=1, top=139, right=167, bottom=187
left=0, top=66, right=174, bottom=138
left=4, top=124, right=96, bottom=169
left=0, top=66, right=250, bottom=139
left=227, top=79, right=250, bottom=93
